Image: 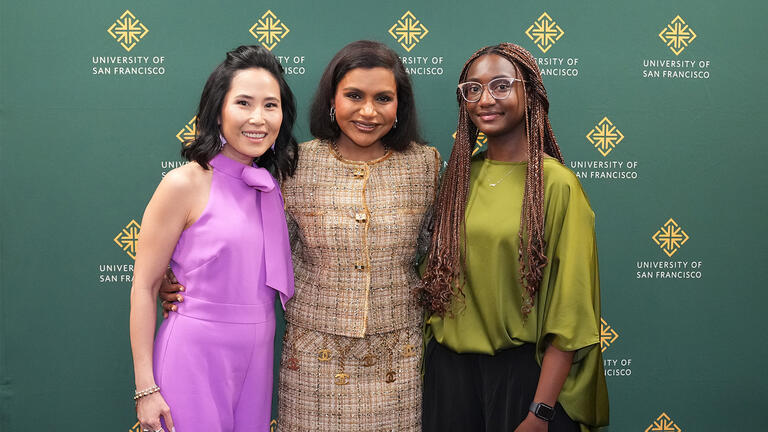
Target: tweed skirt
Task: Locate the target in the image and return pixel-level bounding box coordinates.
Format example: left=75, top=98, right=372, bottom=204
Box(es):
left=277, top=323, right=422, bottom=431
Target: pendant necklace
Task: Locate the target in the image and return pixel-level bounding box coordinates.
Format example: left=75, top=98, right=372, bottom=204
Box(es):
left=489, top=167, right=517, bottom=187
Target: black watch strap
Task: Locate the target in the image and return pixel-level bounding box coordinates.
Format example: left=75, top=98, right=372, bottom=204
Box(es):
left=529, top=401, right=555, bottom=422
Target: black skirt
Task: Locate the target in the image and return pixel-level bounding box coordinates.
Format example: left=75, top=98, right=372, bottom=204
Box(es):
left=423, top=340, right=579, bottom=432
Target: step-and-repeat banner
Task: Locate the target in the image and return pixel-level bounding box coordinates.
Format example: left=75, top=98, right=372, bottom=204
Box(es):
left=2, top=1, right=766, bottom=430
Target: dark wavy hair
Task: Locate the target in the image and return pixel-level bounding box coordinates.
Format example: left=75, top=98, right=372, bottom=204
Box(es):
left=309, top=40, right=423, bottom=151
left=181, top=45, right=298, bottom=180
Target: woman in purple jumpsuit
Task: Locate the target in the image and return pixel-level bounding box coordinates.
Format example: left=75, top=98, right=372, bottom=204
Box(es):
left=129, top=45, right=298, bottom=432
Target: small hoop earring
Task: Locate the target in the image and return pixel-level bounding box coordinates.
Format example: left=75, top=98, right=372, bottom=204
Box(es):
left=330, top=106, right=336, bottom=123
left=392, top=116, right=398, bottom=129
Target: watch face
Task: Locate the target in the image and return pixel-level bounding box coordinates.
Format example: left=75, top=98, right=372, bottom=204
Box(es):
left=536, top=403, right=555, bottom=420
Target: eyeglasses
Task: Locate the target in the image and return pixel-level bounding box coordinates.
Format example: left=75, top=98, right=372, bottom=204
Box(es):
left=457, top=77, right=524, bottom=103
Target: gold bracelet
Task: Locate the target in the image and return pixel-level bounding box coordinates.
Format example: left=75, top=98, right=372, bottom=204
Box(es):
left=133, top=385, right=160, bottom=401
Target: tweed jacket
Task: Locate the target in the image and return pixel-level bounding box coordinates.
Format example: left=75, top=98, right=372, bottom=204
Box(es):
left=282, top=140, right=440, bottom=337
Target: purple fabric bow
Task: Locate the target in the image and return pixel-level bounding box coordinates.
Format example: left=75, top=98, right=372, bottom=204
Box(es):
left=241, top=165, right=276, bottom=192
left=243, top=166, right=294, bottom=308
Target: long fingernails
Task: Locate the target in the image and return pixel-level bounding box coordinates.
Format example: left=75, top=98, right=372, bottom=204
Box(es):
left=176, top=295, right=183, bottom=302
left=171, top=305, right=177, bottom=311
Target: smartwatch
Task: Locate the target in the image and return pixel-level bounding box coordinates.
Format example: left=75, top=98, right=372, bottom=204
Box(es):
left=529, top=401, right=555, bottom=422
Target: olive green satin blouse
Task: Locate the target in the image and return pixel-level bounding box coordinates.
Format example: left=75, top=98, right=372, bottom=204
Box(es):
left=427, top=155, right=609, bottom=431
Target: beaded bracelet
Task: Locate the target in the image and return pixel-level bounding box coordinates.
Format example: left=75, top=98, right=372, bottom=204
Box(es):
left=133, top=385, right=160, bottom=401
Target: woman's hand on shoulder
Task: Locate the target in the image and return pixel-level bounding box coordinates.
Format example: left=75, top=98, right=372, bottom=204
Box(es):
left=136, top=392, right=175, bottom=432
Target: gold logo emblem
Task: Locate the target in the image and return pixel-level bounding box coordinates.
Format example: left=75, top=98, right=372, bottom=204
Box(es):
left=334, top=372, right=350, bottom=385
left=114, top=220, right=141, bottom=259
left=107, top=10, right=149, bottom=52
left=388, top=11, right=429, bottom=52
left=452, top=131, right=488, bottom=155
left=318, top=349, right=332, bottom=362
left=586, top=117, right=625, bottom=157
left=270, top=419, right=278, bottom=432
left=525, top=13, right=564, bottom=53
left=385, top=371, right=396, bottom=383
left=645, top=413, right=682, bottom=432
left=249, top=10, right=290, bottom=51
left=652, top=218, right=690, bottom=257
left=402, top=344, right=417, bottom=357
left=659, top=16, right=697, bottom=56
left=176, top=116, right=197, bottom=146
left=129, top=422, right=142, bottom=432
left=362, top=354, right=377, bottom=367
left=600, top=318, right=619, bottom=353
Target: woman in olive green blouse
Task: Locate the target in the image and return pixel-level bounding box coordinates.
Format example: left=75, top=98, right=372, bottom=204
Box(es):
left=420, top=43, right=609, bottom=432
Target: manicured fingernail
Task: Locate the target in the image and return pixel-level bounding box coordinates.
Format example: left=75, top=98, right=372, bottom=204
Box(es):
left=176, top=295, right=183, bottom=302
left=179, top=286, right=185, bottom=291
left=172, top=305, right=177, bottom=311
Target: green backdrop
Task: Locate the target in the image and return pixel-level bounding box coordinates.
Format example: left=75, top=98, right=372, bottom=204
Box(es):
left=2, top=0, right=767, bottom=430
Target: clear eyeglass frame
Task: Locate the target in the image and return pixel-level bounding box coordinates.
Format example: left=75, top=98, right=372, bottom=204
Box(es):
left=457, top=77, right=525, bottom=103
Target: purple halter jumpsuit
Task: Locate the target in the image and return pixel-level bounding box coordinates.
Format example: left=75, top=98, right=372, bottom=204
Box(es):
left=152, top=153, right=294, bottom=431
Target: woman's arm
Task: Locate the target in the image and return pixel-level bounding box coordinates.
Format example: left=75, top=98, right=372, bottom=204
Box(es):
left=534, top=343, right=575, bottom=406
left=130, top=168, right=200, bottom=430
left=516, top=344, right=575, bottom=431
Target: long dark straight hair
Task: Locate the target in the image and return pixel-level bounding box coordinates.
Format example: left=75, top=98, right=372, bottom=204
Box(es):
left=182, top=45, right=298, bottom=180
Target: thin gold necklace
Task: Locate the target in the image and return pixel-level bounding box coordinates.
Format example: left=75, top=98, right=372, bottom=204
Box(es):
left=488, top=167, right=517, bottom=187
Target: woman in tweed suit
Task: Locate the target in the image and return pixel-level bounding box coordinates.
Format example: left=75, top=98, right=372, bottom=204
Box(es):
left=161, top=40, right=439, bottom=431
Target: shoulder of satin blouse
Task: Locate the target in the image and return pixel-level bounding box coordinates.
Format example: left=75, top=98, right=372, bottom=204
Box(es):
left=542, top=158, right=593, bottom=211
left=542, top=158, right=580, bottom=188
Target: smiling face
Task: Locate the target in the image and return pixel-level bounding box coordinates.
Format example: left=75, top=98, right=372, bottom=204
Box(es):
left=463, top=54, right=526, bottom=140
left=218, top=67, right=282, bottom=164
left=332, top=67, right=398, bottom=151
